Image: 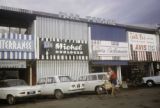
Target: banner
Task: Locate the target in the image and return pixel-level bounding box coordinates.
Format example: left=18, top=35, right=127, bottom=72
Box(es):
left=92, top=40, right=129, bottom=60
left=128, top=31, right=160, bottom=61
left=128, top=32, right=157, bottom=52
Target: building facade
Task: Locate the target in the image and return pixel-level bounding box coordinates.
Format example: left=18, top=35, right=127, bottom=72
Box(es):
left=0, top=6, right=36, bottom=85
left=35, top=16, right=89, bottom=82
left=89, top=24, right=128, bottom=83
left=0, top=6, right=159, bottom=85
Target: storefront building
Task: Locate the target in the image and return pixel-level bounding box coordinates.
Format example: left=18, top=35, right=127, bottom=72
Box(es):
left=125, top=29, right=160, bottom=82
left=0, top=6, right=36, bottom=84
left=89, top=24, right=129, bottom=83
left=35, top=14, right=89, bottom=82
left=0, top=6, right=159, bottom=85
left=0, top=6, right=90, bottom=85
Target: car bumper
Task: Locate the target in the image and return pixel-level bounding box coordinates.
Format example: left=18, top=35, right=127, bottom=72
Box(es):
left=15, top=92, right=41, bottom=98
left=15, top=94, right=40, bottom=100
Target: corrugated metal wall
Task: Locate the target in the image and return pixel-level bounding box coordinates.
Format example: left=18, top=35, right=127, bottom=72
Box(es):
left=37, top=60, right=89, bottom=80
left=36, top=16, right=88, bottom=40
left=36, top=16, right=89, bottom=81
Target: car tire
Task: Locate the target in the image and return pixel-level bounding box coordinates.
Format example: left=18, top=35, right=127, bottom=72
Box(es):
left=7, top=95, right=15, bottom=105
left=54, top=90, right=64, bottom=99
left=146, top=80, right=154, bottom=87
left=95, top=86, right=103, bottom=95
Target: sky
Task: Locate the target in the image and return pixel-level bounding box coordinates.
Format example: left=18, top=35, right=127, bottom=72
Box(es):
left=1, top=0, right=160, bottom=25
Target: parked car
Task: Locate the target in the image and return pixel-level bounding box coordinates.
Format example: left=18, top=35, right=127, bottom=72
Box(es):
left=78, top=72, right=109, bottom=94
left=37, top=75, right=85, bottom=99
left=0, top=79, right=41, bottom=105
left=142, top=75, right=160, bottom=87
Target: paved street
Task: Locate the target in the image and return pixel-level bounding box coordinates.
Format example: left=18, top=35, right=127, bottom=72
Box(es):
left=0, top=87, right=160, bottom=108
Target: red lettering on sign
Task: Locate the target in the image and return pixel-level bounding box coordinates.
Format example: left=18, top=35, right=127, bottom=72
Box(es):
left=135, top=45, right=146, bottom=51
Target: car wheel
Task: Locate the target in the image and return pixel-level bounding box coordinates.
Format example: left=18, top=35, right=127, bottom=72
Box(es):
left=7, top=95, right=15, bottom=105
left=54, top=90, right=64, bottom=99
left=95, top=86, right=103, bottom=95
left=146, top=80, right=154, bottom=87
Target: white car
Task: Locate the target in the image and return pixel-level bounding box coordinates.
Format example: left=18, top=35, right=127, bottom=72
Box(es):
left=37, top=75, right=85, bottom=99
left=142, top=75, right=160, bottom=87
left=78, top=72, right=109, bottom=94
left=0, top=79, right=41, bottom=105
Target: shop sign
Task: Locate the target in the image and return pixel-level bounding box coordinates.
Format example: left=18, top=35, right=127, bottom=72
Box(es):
left=0, top=33, right=35, bottom=59
left=92, top=40, right=129, bottom=60
left=39, top=38, right=88, bottom=60
left=0, top=39, right=34, bottom=52
left=0, top=60, right=26, bottom=68
left=128, top=32, right=157, bottom=52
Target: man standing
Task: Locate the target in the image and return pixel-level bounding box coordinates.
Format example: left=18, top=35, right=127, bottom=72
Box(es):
left=108, top=67, right=117, bottom=96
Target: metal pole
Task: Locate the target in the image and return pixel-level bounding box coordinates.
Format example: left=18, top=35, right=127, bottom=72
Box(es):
left=29, top=65, right=32, bottom=85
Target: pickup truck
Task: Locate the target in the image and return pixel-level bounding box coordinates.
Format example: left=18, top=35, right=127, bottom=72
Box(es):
left=142, top=75, right=160, bottom=87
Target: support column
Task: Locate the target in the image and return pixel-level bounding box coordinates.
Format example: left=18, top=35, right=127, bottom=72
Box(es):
left=149, top=63, right=154, bottom=76
left=117, top=66, right=122, bottom=84
left=29, top=65, right=32, bottom=85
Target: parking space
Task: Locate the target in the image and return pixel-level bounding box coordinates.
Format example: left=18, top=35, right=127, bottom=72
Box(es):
left=0, top=87, right=160, bottom=108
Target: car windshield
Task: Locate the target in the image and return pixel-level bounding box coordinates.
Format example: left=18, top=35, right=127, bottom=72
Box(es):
left=37, top=78, right=46, bottom=85
left=59, top=76, right=73, bottom=82
left=4, top=79, right=27, bottom=87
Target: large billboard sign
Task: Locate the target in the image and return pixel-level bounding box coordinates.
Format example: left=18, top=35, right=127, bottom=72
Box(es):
left=92, top=40, right=129, bottom=60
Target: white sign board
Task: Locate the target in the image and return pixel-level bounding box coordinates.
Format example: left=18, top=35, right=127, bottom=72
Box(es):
left=128, top=32, right=157, bottom=51
left=92, top=41, right=129, bottom=60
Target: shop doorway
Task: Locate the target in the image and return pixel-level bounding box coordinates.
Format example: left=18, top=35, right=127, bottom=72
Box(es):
left=0, top=68, right=30, bottom=84
left=91, top=65, right=117, bottom=73
left=91, top=66, right=103, bottom=72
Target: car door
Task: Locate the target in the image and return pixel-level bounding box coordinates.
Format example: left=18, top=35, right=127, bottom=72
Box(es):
left=0, top=82, right=5, bottom=99
left=57, top=76, right=72, bottom=93
left=154, top=75, right=160, bottom=84
left=85, top=75, right=98, bottom=91
left=37, top=78, right=46, bottom=94
left=42, top=77, right=56, bottom=95
left=97, top=74, right=106, bottom=84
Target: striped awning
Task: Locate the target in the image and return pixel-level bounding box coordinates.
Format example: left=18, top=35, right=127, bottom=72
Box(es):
left=0, top=60, right=26, bottom=68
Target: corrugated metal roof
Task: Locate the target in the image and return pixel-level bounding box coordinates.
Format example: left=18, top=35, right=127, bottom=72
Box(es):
left=0, top=5, right=33, bottom=14
left=0, top=5, right=157, bottom=32
left=117, top=23, right=156, bottom=32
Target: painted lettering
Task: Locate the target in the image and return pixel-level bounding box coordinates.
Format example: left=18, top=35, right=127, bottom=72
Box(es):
left=0, top=39, right=33, bottom=51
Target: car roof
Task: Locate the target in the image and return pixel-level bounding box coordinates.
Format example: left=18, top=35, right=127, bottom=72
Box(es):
left=39, top=75, right=71, bottom=79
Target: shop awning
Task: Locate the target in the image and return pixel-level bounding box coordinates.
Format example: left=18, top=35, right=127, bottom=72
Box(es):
left=91, top=60, right=128, bottom=65
left=0, top=60, right=26, bottom=68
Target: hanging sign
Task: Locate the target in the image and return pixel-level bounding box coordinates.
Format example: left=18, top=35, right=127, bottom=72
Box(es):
left=39, top=38, right=89, bottom=60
